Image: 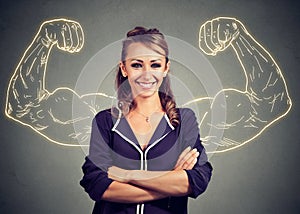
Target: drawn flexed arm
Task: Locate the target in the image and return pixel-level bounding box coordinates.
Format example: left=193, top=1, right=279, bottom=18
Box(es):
left=5, top=19, right=94, bottom=146
left=199, top=17, right=292, bottom=152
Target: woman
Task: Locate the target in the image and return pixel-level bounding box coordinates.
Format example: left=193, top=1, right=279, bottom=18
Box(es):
left=80, top=26, right=212, bottom=214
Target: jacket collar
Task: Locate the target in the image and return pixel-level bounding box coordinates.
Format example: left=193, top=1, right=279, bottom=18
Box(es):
left=111, top=113, right=174, bottom=148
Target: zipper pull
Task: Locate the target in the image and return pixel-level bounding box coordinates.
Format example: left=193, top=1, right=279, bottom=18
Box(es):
left=168, top=196, right=171, bottom=209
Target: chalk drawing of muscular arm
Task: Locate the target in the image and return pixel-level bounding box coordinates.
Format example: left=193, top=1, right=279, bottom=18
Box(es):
left=197, top=17, right=292, bottom=153
left=4, top=19, right=104, bottom=146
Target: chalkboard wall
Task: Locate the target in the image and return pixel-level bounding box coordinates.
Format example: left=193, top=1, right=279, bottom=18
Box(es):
left=0, top=0, right=299, bottom=213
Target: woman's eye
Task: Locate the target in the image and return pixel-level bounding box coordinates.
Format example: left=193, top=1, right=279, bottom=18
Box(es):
left=151, top=63, right=161, bottom=68
left=131, top=63, right=142, bottom=68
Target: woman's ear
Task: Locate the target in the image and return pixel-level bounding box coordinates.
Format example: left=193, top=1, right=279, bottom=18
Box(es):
left=119, top=61, right=127, bottom=77
left=163, top=60, right=170, bottom=77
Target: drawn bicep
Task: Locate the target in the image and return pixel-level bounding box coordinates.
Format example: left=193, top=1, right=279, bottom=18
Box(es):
left=9, top=88, right=95, bottom=146
left=201, top=89, right=268, bottom=153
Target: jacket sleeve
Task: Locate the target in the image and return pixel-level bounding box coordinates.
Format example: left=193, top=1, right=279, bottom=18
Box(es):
left=180, top=108, right=213, bottom=199
left=80, top=111, right=114, bottom=202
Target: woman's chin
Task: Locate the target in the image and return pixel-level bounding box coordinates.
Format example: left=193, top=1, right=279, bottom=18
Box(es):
left=133, top=89, right=158, bottom=99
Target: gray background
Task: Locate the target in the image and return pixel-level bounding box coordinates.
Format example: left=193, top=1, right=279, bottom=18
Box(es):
left=0, top=0, right=299, bottom=213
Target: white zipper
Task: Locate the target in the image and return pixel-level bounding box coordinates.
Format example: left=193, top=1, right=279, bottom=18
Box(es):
left=144, top=132, right=171, bottom=170
left=112, top=114, right=174, bottom=214
left=112, top=128, right=144, bottom=170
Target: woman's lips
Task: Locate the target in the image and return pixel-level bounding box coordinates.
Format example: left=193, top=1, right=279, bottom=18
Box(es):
left=136, top=81, right=157, bottom=89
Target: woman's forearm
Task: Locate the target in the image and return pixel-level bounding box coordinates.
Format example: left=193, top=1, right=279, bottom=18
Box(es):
left=102, top=181, right=167, bottom=203
left=107, top=148, right=198, bottom=196
left=128, top=169, right=192, bottom=196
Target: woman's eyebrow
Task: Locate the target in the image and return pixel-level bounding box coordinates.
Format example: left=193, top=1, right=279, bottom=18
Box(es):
left=129, top=59, right=143, bottom=63
left=129, top=58, right=163, bottom=63
left=150, top=59, right=162, bottom=62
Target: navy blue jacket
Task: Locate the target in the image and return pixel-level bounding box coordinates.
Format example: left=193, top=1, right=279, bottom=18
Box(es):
left=80, top=108, right=212, bottom=214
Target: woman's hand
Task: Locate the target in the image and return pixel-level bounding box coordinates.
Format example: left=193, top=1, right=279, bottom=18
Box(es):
left=174, top=146, right=199, bottom=170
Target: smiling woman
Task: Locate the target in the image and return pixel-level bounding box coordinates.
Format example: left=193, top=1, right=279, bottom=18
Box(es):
left=119, top=43, right=169, bottom=101
left=80, top=26, right=212, bottom=214
left=119, top=44, right=170, bottom=149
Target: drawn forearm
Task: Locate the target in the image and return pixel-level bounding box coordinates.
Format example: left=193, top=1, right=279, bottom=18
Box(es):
left=7, top=38, right=53, bottom=115
left=232, top=32, right=289, bottom=98
left=231, top=31, right=291, bottom=118
left=6, top=19, right=84, bottom=115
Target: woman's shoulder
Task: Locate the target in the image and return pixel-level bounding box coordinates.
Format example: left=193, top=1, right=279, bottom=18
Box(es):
left=177, top=108, right=199, bottom=132
left=95, top=108, right=112, bottom=119
left=178, top=107, right=196, bottom=118
left=94, top=108, right=117, bottom=128
left=177, top=107, right=198, bottom=126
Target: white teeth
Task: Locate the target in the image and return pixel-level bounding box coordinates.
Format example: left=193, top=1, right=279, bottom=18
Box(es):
left=137, top=82, right=156, bottom=89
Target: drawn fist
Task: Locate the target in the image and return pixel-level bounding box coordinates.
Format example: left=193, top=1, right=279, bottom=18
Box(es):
left=199, top=17, right=246, bottom=56
left=39, top=18, right=84, bottom=53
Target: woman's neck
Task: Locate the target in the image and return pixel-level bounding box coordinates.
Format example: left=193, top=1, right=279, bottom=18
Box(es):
left=134, top=94, right=162, bottom=114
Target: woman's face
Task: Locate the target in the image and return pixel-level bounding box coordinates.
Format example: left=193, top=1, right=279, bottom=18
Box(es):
left=120, top=42, right=170, bottom=99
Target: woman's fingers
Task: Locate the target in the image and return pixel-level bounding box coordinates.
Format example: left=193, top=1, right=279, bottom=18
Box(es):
left=182, top=151, right=200, bottom=170
left=174, top=147, right=199, bottom=170
left=175, top=146, right=191, bottom=168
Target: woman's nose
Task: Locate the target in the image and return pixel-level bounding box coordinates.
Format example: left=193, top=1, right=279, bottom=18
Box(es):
left=141, top=70, right=152, bottom=80
left=140, top=64, right=152, bottom=79
left=143, top=63, right=151, bottom=72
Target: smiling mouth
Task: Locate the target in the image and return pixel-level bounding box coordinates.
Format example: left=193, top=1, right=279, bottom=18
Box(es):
left=136, top=81, right=157, bottom=89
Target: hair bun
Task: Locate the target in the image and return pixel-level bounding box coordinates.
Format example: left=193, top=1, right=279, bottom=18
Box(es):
left=127, top=26, right=163, bottom=37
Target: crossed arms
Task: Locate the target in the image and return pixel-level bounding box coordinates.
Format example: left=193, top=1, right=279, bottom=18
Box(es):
left=80, top=109, right=212, bottom=203
left=81, top=135, right=211, bottom=204
left=103, top=147, right=199, bottom=203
